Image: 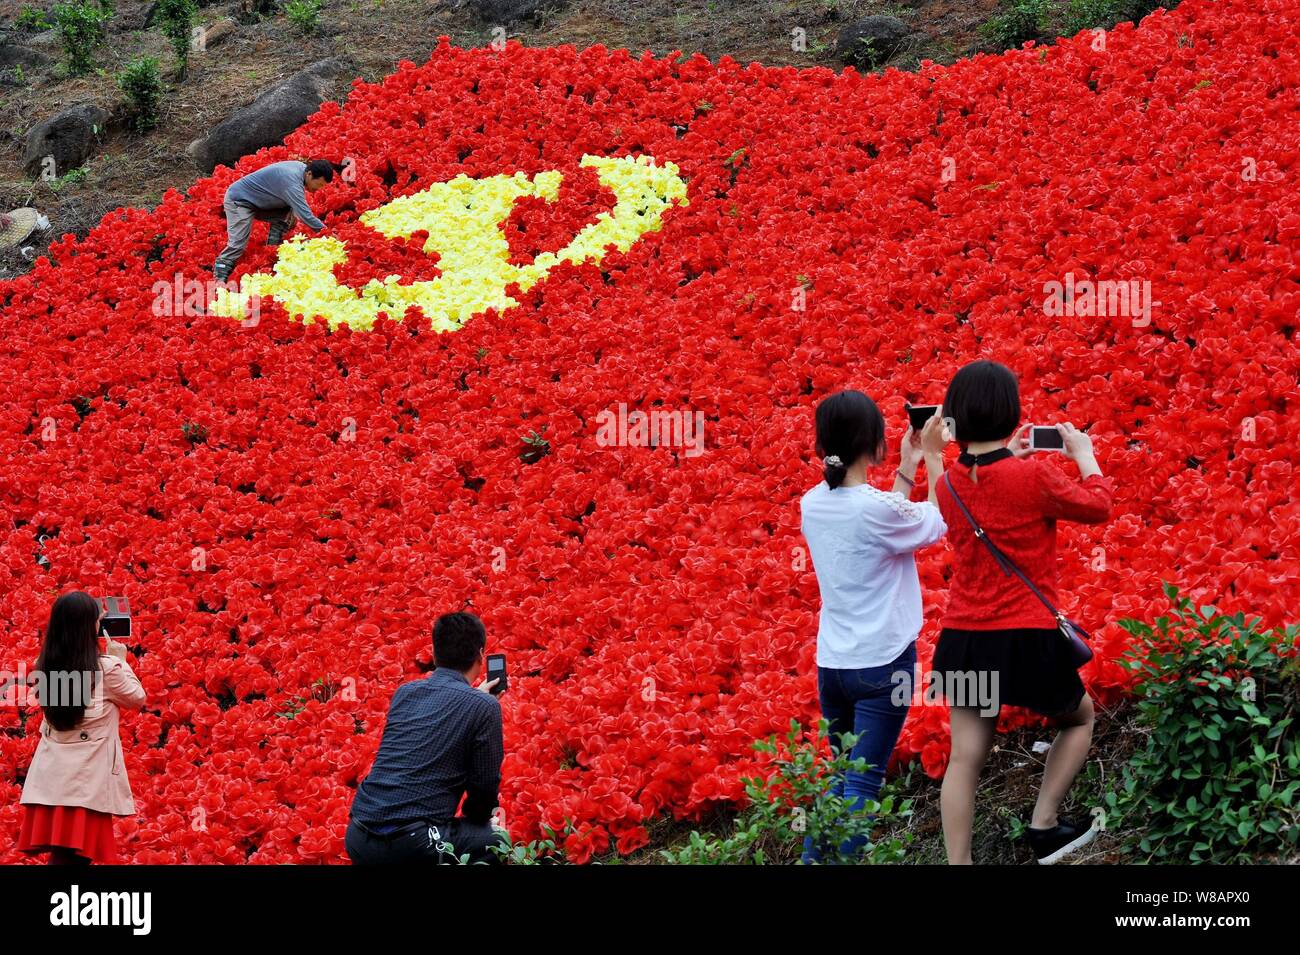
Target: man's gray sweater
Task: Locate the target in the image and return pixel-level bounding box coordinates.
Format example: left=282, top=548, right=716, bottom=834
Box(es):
left=224, top=161, right=325, bottom=231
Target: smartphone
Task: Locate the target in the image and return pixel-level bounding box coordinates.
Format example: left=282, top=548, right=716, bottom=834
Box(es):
left=485, top=653, right=507, bottom=695
left=1029, top=425, right=1065, bottom=452
left=905, top=404, right=940, bottom=431
left=96, top=596, right=132, bottom=638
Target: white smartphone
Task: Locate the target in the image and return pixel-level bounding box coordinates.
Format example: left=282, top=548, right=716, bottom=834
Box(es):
left=1029, top=425, right=1065, bottom=452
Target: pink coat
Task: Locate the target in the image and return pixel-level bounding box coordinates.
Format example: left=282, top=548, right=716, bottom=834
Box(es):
left=20, top=655, right=146, bottom=816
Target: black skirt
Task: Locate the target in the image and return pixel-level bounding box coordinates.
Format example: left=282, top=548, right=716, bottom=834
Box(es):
left=931, top=627, right=1085, bottom=717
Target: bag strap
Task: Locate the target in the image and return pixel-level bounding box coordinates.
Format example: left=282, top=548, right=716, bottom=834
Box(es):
left=943, top=471, right=1065, bottom=623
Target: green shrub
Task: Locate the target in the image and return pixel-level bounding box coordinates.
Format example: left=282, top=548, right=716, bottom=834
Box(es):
left=118, top=56, right=164, bottom=132
left=981, top=0, right=1055, bottom=50
left=48, top=166, right=89, bottom=192
left=52, top=0, right=110, bottom=75
left=282, top=0, right=322, bottom=33
left=16, top=5, right=53, bottom=30
left=1059, top=0, right=1128, bottom=36
left=660, top=719, right=912, bottom=864
left=154, top=0, right=198, bottom=72
left=983, top=0, right=1184, bottom=52
left=1106, top=585, right=1300, bottom=862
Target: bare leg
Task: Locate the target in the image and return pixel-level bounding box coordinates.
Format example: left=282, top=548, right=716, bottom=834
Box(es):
left=1031, top=693, right=1095, bottom=830
left=940, top=706, right=998, bottom=865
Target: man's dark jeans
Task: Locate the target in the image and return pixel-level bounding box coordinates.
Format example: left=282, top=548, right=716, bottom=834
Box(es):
left=345, top=818, right=506, bottom=865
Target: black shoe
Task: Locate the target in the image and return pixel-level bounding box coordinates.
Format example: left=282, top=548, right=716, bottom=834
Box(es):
left=1027, top=817, right=1097, bottom=865
left=266, top=230, right=285, bottom=247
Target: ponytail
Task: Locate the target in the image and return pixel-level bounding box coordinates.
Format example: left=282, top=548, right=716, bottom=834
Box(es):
left=823, top=455, right=848, bottom=490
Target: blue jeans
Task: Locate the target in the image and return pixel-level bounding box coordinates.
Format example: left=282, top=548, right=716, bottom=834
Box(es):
left=802, top=642, right=916, bottom=863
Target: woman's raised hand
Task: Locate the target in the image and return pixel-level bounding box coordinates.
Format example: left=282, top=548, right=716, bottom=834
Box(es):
left=919, top=411, right=947, bottom=457
left=899, top=424, right=923, bottom=473
left=1009, top=423, right=1033, bottom=458
left=1058, top=422, right=1094, bottom=460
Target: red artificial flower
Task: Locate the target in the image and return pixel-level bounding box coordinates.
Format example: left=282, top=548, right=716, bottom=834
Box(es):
left=1, top=0, right=1297, bottom=863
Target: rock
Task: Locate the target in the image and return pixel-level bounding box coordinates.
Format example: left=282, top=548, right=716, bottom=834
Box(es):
left=462, top=0, right=560, bottom=24
left=22, top=104, right=111, bottom=180
left=835, top=16, right=912, bottom=69
left=200, top=19, right=236, bottom=50
left=0, top=41, right=52, bottom=71
left=186, top=58, right=352, bottom=173
left=23, top=30, right=61, bottom=52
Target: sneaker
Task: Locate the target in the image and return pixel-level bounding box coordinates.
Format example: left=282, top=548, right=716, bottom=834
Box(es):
left=1027, top=817, right=1097, bottom=865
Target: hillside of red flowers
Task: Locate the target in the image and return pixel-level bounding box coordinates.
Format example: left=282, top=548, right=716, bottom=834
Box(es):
left=1, top=0, right=1297, bottom=862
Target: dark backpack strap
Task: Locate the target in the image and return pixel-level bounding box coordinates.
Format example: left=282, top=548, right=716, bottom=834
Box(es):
left=943, top=472, right=1064, bottom=622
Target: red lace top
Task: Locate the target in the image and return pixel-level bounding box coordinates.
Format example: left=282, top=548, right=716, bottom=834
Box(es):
left=937, top=455, right=1114, bottom=630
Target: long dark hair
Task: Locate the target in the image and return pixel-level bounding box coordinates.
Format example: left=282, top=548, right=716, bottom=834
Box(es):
left=814, top=390, right=886, bottom=489
left=34, top=591, right=101, bottom=731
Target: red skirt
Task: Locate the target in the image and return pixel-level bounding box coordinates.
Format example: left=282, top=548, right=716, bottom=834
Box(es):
left=18, top=804, right=119, bottom=864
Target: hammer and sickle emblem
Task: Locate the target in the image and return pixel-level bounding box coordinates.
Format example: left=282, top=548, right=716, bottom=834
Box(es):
left=212, top=154, right=688, bottom=330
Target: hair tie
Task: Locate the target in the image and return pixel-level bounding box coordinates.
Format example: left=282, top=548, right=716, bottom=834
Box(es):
left=823, top=455, right=844, bottom=469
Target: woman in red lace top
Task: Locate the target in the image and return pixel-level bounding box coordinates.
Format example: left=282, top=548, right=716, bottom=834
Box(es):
left=933, top=360, right=1113, bottom=865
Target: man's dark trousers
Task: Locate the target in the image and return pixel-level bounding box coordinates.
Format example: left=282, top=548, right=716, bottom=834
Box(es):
left=345, top=818, right=505, bottom=865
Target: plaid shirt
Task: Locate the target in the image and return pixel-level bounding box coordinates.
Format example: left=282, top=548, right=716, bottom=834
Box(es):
left=350, top=667, right=503, bottom=828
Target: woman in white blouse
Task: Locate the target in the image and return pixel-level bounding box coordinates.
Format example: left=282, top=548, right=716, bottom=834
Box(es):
left=799, top=390, right=947, bottom=861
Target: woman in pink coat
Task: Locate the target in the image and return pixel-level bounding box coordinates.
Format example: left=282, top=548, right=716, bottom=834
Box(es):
left=18, top=591, right=146, bottom=864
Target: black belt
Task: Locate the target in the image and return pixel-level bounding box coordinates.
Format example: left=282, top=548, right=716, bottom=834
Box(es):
left=354, top=819, right=446, bottom=841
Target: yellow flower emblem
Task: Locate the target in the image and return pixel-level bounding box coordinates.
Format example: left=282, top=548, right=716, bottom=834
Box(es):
left=212, top=154, right=689, bottom=331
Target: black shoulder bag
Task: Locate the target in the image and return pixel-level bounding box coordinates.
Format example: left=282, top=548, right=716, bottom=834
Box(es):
left=943, top=472, right=1094, bottom=668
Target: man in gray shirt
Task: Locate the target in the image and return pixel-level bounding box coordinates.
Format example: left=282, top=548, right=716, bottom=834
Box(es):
left=213, top=159, right=336, bottom=282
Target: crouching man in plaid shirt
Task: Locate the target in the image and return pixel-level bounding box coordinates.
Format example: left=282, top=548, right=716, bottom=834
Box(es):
left=346, top=612, right=508, bottom=864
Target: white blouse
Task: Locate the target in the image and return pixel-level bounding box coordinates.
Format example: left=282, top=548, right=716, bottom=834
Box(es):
left=800, top=481, right=947, bottom=669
